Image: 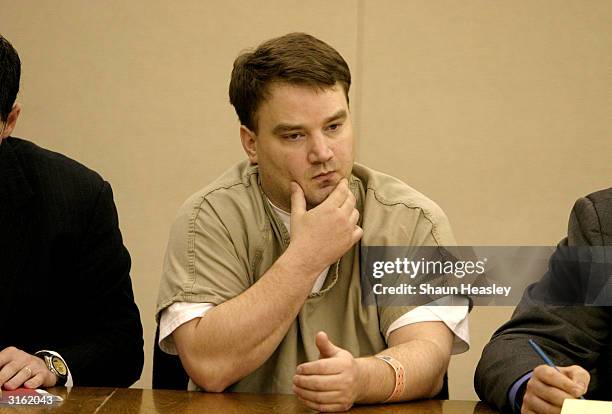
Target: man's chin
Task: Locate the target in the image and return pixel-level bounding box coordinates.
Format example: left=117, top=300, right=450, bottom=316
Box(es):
left=305, top=187, right=335, bottom=209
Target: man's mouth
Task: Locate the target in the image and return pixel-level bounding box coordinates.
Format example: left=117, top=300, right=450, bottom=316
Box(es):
left=313, top=171, right=336, bottom=181
left=314, top=171, right=334, bottom=178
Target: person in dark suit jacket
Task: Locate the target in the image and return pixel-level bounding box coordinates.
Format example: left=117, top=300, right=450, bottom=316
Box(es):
left=475, top=188, right=612, bottom=413
left=0, top=34, right=143, bottom=389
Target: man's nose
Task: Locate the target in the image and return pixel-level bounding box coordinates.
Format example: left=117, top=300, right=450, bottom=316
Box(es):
left=307, top=132, right=333, bottom=164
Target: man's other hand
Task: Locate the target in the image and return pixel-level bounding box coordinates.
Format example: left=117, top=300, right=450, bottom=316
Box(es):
left=0, top=347, right=57, bottom=390
left=521, top=364, right=589, bottom=414
left=293, top=331, right=362, bottom=412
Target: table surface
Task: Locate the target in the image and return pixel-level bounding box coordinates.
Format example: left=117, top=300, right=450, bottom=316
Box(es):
left=0, top=387, right=499, bottom=413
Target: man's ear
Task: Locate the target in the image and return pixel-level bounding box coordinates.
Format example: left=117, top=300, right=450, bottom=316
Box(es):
left=1, top=103, right=22, bottom=140
left=240, top=125, right=258, bottom=164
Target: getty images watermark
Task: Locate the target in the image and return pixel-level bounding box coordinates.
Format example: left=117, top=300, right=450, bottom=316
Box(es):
left=360, top=246, right=612, bottom=307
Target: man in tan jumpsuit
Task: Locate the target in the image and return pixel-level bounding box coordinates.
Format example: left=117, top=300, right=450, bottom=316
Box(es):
left=156, top=32, right=469, bottom=412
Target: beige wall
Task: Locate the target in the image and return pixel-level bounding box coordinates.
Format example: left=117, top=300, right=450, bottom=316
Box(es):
left=2, top=1, right=610, bottom=400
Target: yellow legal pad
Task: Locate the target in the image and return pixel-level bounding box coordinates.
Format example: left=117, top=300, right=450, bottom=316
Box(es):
left=561, top=399, right=612, bottom=414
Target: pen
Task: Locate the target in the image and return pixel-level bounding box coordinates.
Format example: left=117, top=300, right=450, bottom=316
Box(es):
left=528, top=339, right=586, bottom=400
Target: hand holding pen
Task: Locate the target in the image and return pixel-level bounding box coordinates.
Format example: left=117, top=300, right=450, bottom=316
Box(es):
left=528, top=339, right=586, bottom=400
left=518, top=339, right=589, bottom=414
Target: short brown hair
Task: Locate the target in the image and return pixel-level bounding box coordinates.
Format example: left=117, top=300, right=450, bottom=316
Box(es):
left=229, top=32, right=351, bottom=132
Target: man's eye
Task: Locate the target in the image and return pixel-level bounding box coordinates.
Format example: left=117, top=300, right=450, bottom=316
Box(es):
left=327, top=123, right=342, bottom=132
left=284, top=133, right=303, bottom=141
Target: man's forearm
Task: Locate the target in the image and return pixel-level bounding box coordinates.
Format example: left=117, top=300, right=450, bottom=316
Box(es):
left=175, top=247, right=323, bottom=391
left=355, top=338, right=450, bottom=403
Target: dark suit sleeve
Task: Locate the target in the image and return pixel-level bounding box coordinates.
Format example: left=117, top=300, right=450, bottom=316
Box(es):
left=474, top=196, right=612, bottom=412
left=568, top=196, right=606, bottom=246
left=54, top=181, right=144, bottom=387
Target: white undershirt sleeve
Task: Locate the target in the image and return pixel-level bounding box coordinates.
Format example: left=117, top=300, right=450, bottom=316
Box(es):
left=158, top=302, right=215, bottom=355
left=385, top=296, right=470, bottom=355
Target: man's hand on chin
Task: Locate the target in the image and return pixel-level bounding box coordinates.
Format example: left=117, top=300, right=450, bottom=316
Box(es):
left=287, top=179, right=363, bottom=275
